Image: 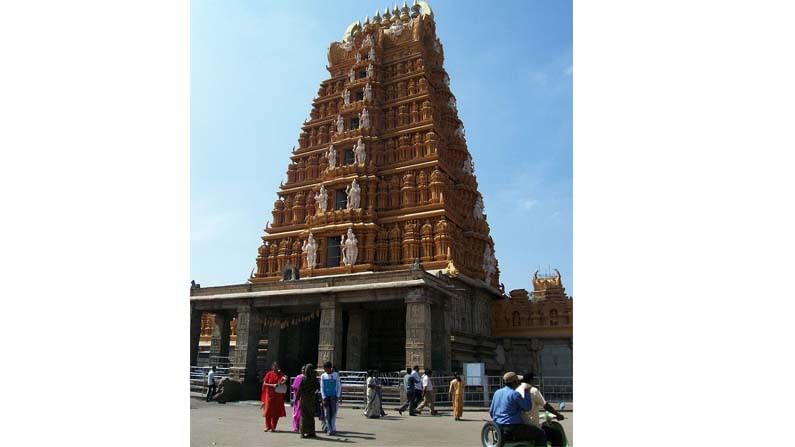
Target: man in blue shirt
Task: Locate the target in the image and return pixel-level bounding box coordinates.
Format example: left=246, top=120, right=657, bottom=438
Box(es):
left=489, top=372, right=546, bottom=446
left=397, top=367, right=418, bottom=416
left=320, top=361, right=342, bottom=435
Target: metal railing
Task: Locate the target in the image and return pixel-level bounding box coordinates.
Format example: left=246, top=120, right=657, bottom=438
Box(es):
left=189, top=368, right=572, bottom=405
left=190, top=363, right=231, bottom=396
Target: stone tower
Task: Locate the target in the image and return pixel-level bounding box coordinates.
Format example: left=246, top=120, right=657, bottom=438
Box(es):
left=252, top=1, right=500, bottom=289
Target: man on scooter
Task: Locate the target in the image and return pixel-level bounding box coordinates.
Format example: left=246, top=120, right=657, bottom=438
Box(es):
left=489, top=372, right=546, bottom=446
left=518, top=373, right=565, bottom=446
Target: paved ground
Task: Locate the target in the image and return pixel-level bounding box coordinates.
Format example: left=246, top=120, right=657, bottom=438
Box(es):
left=191, top=399, right=573, bottom=446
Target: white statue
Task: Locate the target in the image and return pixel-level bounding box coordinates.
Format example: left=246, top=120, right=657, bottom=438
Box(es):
left=354, top=138, right=366, bottom=165
left=367, top=63, right=375, bottom=79
left=362, top=34, right=374, bottom=48
left=345, top=178, right=361, bottom=209
left=302, top=233, right=318, bottom=269
left=364, top=83, right=373, bottom=102
left=473, top=196, right=484, bottom=220
left=349, top=68, right=355, bottom=82
left=368, top=46, right=376, bottom=62
left=341, top=227, right=359, bottom=266
left=336, top=114, right=345, bottom=133
left=355, top=51, right=361, bottom=63
left=483, top=244, right=496, bottom=284
left=327, top=144, right=336, bottom=169
left=455, top=124, right=465, bottom=139
left=315, top=185, right=328, bottom=213
left=389, top=18, right=404, bottom=36
left=343, top=88, right=350, bottom=105
left=360, top=108, right=370, bottom=129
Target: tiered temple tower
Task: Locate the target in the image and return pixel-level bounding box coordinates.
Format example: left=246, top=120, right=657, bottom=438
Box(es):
left=252, top=1, right=500, bottom=289
left=191, top=3, right=520, bottom=396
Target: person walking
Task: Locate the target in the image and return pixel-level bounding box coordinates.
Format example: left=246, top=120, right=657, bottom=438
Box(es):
left=290, top=368, right=305, bottom=432
left=416, top=369, right=438, bottom=415
left=363, top=370, right=383, bottom=418
left=411, top=365, right=423, bottom=412
left=320, top=361, right=342, bottom=435
left=260, top=361, right=288, bottom=432
left=397, top=367, right=417, bottom=416
left=205, top=366, right=217, bottom=402
left=449, top=372, right=464, bottom=420
left=297, top=363, right=318, bottom=438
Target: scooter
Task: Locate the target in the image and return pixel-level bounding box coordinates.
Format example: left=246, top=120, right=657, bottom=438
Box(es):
left=480, top=410, right=569, bottom=447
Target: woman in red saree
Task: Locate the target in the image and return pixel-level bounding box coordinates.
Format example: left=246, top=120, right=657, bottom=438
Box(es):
left=260, top=361, right=287, bottom=432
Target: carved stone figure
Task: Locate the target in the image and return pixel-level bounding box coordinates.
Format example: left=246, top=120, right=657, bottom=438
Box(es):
left=315, top=185, right=328, bottom=213
left=346, top=178, right=361, bottom=209
left=362, top=34, right=374, bottom=48
left=389, top=18, right=404, bottom=36
left=341, top=227, right=359, bottom=266
left=336, top=114, right=345, bottom=133
left=368, top=46, right=376, bottom=62
left=448, top=96, right=457, bottom=111
left=364, top=83, right=373, bottom=102
left=343, top=88, right=350, bottom=105
left=360, top=108, right=370, bottom=128
left=483, top=244, right=497, bottom=284
left=355, top=51, right=361, bottom=63
left=367, top=63, right=375, bottom=79
left=455, top=124, right=465, bottom=139
left=349, top=68, right=355, bottom=82
left=327, top=144, right=336, bottom=169
left=354, top=138, right=366, bottom=165
left=302, top=233, right=318, bottom=269
left=474, top=196, right=484, bottom=220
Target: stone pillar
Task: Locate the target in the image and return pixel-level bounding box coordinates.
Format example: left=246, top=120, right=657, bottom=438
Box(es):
left=318, top=297, right=343, bottom=368
left=431, top=299, right=452, bottom=373
left=190, top=306, right=202, bottom=366
left=231, top=305, right=262, bottom=386
left=405, top=288, right=432, bottom=371
left=346, top=308, right=366, bottom=370
left=209, top=311, right=231, bottom=366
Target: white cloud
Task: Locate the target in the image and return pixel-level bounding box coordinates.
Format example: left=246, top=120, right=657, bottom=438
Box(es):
left=522, top=199, right=539, bottom=210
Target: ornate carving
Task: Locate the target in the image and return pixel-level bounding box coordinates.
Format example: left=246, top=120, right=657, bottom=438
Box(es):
left=255, top=5, right=501, bottom=285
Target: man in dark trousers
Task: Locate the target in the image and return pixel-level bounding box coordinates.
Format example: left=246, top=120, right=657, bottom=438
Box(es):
left=397, top=367, right=418, bottom=416
left=205, top=366, right=217, bottom=402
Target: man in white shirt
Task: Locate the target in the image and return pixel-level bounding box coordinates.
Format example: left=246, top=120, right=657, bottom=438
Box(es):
left=320, top=361, right=342, bottom=435
left=517, top=373, right=565, bottom=446
left=411, top=365, right=423, bottom=410
left=205, top=366, right=217, bottom=402
left=415, top=369, right=438, bottom=415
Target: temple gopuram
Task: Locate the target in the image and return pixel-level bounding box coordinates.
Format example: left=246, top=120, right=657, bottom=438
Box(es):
left=190, top=1, right=571, bottom=396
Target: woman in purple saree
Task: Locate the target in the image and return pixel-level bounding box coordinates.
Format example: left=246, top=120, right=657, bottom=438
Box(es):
left=291, top=371, right=305, bottom=432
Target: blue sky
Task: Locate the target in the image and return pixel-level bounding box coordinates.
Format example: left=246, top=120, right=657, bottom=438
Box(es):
left=191, top=0, right=572, bottom=295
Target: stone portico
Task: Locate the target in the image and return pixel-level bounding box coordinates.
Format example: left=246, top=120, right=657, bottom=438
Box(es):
left=190, top=267, right=500, bottom=398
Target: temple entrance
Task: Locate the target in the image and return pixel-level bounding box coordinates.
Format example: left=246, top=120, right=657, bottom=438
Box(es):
left=365, top=305, right=406, bottom=372
left=270, top=313, right=320, bottom=377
